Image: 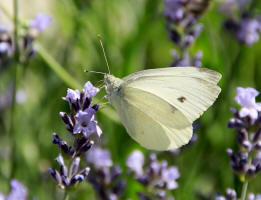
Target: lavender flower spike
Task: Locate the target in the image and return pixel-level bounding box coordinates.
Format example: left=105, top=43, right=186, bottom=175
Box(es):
left=235, top=87, right=261, bottom=120
left=86, top=147, right=113, bottom=169
left=126, top=150, right=144, bottom=176
left=6, top=180, right=27, bottom=200
left=29, top=13, right=52, bottom=32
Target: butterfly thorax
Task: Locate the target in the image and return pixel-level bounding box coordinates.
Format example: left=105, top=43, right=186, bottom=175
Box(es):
left=104, top=74, right=124, bottom=104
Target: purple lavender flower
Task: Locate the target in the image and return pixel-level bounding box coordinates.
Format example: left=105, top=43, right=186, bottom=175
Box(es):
left=87, top=147, right=113, bottom=169
left=237, top=19, right=261, bottom=46
left=164, top=0, right=186, bottom=24
left=161, top=166, right=180, bottom=189
left=126, top=152, right=179, bottom=199
left=0, top=42, right=12, bottom=55
left=50, top=80, right=101, bottom=192
left=82, top=81, right=99, bottom=98
left=126, top=150, right=144, bottom=176
left=221, top=87, right=261, bottom=199
left=3, top=180, right=28, bottom=200
left=235, top=87, right=261, bottom=121
left=29, top=13, right=52, bottom=32
left=164, top=0, right=205, bottom=68
left=73, top=108, right=102, bottom=137
left=62, top=88, right=80, bottom=102
left=220, top=0, right=261, bottom=45
left=86, top=147, right=126, bottom=199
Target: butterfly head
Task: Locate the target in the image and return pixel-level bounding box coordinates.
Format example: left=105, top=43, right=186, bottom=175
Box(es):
left=104, top=74, right=124, bottom=98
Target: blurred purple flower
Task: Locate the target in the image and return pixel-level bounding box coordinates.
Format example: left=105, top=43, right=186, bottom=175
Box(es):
left=5, top=180, right=27, bottom=200
left=82, top=81, right=99, bottom=98
left=16, top=89, right=27, bottom=104
left=62, top=88, right=80, bottom=102
left=164, top=0, right=185, bottom=23
left=235, top=87, right=261, bottom=120
left=237, top=19, right=261, bottom=46
left=161, top=166, right=180, bottom=189
left=126, top=150, right=144, bottom=176
left=73, top=108, right=102, bottom=137
left=87, top=147, right=112, bottom=169
left=0, top=42, right=12, bottom=55
left=29, top=13, right=52, bottom=32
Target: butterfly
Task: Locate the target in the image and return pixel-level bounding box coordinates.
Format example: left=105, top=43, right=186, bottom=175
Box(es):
left=104, top=66, right=221, bottom=150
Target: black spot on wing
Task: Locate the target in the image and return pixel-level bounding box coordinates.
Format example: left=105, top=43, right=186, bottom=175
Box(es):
left=178, top=96, right=186, bottom=103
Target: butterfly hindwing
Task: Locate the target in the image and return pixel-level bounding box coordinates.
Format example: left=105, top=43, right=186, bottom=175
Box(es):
left=112, top=86, right=193, bottom=150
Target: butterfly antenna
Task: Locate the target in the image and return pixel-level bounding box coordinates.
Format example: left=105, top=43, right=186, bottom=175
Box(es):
left=84, top=69, right=106, bottom=75
left=97, top=34, right=111, bottom=74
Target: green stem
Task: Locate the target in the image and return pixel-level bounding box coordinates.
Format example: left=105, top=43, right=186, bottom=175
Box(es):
left=36, top=43, right=81, bottom=89
left=8, top=0, right=20, bottom=181
left=63, top=191, right=70, bottom=200
left=240, top=180, right=248, bottom=200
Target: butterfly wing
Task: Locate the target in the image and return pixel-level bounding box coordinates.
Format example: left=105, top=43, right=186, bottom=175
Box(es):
left=109, top=67, right=221, bottom=150
left=111, top=86, right=193, bottom=150
left=123, top=67, right=221, bottom=123
left=123, top=66, right=221, bottom=85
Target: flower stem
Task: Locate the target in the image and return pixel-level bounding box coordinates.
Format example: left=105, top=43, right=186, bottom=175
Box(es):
left=63, top=191, right=70, bottom=200
left=240, top=180, right=248, bottom=200
left=8, top=0, right=20, bottom=182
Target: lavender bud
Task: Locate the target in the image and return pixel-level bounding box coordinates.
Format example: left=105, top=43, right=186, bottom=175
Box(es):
left=156, top=190, right=166, bottom=198
left=65, top=124, right=73, bottom=133
left=247, top=164, right=256, bottom=176
left=76, top=136, right=88, bottom=150
left=61, top=175, right=70, bottom=187
left=216, top=196, right=226, bottom=200
left=193, top=51, right=202, bottom=67
left=230, top=108, right=239, bottom=116
left=226, top=148, right=233, bottom=157
left=112, top=180, right=126, bottom=195
left=255, top=163, right=261, bottom=173
left=254, top=141, right=261, bottom=150
left=248, top=193, right=255, bottom=200
left=226, top=188, right=237, bottom=200
left=137, top=192, right=151, bottom=200
left=56, top=154, right=65, bottom=166
left=92, top=104, right=99, bottom=112
left=168, top=29, right=181, bottom=44
left=59, top=112, right=73, bottom=126
left=242, top=140, right=252, bottom=151
left=52, top=133, right=62, bottom=145
left=136, top=176, right=150, bottom=186
left=79, top=167, right=90, bottom=178
left=80, top=91, right=85, bottom=105
left=253, top=128, right=261, bottom=142
left=71, top=99, right=81, bottom=113
left=78, top=140, right=94, bottom=155
left=70, top=174, right=85, bottom=185
left=111, top=165, right=122, bottom=181
left=71, top=157, right=81, bottom=177
left=48, top=168, right=62, bottom=184
left=68, top=146, right=76, bottom=157
left=184, top=35, right=195, bottom=47
left=228, top=118, right=244, bottom=129
left=60, top=141, right=70, bottom=154
left=82, top=97, right=91, bottom=110
left=60, top=165, right=68, bottom=177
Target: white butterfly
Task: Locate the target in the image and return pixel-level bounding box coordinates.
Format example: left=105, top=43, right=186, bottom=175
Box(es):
left=104, top=66, right=221, bottom=150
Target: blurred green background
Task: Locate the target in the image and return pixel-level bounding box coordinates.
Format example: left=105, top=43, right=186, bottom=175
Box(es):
left=0, top=0, right=261, bottom=199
